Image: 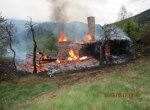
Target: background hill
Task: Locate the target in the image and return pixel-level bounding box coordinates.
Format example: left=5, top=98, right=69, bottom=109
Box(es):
left=9, top=20, right=103, bottom=55
left=12, top=8, right=150, bottom=42
left=11, top=20, right=103, bottom=41
left=115, top=8, right=150, bottom=55
left=7, top=8, right=150, bottom=57
left=116, top=9, right=150, bottom=25
left=134, top=9, right=150, bottom=24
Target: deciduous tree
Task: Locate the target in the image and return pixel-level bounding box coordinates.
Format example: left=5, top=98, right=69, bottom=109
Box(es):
left=26, top=17, right=37, bottom=74
left=3, top=22, right=17, bottom=69
left=0, top=14, right=16, bottom=69
left=0, top=14, right=8, bottom=56
left=99, top=24, right=117, bottom=65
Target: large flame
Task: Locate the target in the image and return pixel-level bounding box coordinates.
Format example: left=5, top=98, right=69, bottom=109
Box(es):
left=58, top=32, right=68, bottom=42
left=67, top=49, right=88, bottom=61
left=84, top=33, right=92, bottom=41
left=67, top=49, right=78, bottom=61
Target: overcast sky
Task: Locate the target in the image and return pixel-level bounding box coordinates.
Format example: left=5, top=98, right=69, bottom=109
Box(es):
left=0, top=0, right=150, bottom=25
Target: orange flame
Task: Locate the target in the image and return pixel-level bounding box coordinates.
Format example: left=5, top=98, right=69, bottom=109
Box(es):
left=56, top=59, right=61, bottom=64
left=84, top=33, right=92, bottom=41
left=67, top=49, right=78, bottom=61
left=58, top=32, right=68, bottom=42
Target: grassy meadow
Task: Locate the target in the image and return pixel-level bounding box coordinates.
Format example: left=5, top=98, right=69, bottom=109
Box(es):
left=0, top=57, right=150, bottom=110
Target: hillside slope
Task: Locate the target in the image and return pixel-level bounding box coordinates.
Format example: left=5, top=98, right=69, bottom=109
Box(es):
left=134, top=9, right=150, bottom=24
left=116, top=9, right=150, bottom=25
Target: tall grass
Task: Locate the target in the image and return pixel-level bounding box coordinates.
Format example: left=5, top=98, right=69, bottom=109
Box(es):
left=1, top=58, right=150, bottom=110
left=26, top=59, right=150, bottom=110
left=0, top=77, right=57, bottom=110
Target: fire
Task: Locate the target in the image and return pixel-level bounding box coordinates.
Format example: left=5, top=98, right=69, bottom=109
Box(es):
left=84, top=33, right=92, bottom=41
left=56, top=59, right=61, bottom=64
left=58, top=32, right=68, bottom=42
left=67, top=49, right=78, bottom=61
left=79, top=56, right=88, bottom=61
left=69, top=49, right=76, bottom=58
left=67, top=49, right=88, bottom=61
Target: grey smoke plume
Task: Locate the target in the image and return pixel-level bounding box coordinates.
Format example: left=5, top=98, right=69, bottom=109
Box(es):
left=49, top=0, right=69, bottom=35
left=48, top=0, right=104, bottom=41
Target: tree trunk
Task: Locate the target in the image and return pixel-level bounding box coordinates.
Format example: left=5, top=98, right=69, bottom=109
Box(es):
left=31, top=28, right=37, bottom=74
left=26, top=17, right=37, bottom=74
left=8, top=31, right=16, bottom=70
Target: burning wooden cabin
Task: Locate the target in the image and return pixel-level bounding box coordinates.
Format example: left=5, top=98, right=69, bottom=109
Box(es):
left=46, top=18, right=132, bottom=75
left=57, top=16, right=132, bottom=64
left=18, top=16, right=132, bottom=74
left=57, top=17, right=100, bottom=61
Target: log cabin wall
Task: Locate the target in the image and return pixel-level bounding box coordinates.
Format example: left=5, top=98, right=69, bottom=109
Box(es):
left=57, top=42, right=71, bottom=60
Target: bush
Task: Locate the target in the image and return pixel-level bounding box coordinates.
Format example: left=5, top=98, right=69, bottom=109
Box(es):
left=36, top=33, right=57, bottom=54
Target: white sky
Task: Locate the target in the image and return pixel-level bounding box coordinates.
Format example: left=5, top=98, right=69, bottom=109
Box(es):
left=0, top=0, right=150, bottom=25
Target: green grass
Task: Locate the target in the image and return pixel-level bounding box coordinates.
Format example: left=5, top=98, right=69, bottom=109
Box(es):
left=26, top=58, right=150, bottom=110
left=0, top=77, right=57, bottom=110
left=27, top=81, right=143, bottom=110
left=1, top=58, right=150, bottom=110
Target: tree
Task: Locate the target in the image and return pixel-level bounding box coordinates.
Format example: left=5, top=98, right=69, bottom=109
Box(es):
left=36, top=32, right=57, bottom=54
left=0, top=14, right=8, bottom=56
left=0, top=14, right=16, bottom=69
left=26, top=17, right=37, bottom=74
left=3, top=22, right=17, bottom=69
left=117, top=5, right=140, bottom=42
left=139, top=23, right=150, bottom=40
left=99, top=24, right=117, bottom=65
left=136, top=24, right=150, bottom=55
left=124, top=19, right=139, bottom=40
left=118, top=5, right=128, bottom=21
left=138, top=24, right=150, bottom=44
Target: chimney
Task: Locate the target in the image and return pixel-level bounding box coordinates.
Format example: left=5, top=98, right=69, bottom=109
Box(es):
left=87, top=16, right=95, bottom=40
